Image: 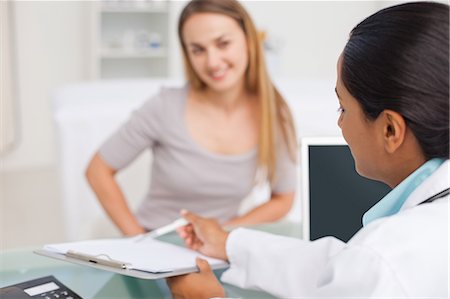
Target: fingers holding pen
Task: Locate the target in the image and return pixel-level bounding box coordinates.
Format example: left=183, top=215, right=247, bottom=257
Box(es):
left=177, top=209, right=230, bottom=261
left=176, top=223, right=192, bottom=238
left=180, top=209, right=202, bottom=226
left=176, top=222, right=198, bottom=250
left=185, top=227, right=203, bottom=250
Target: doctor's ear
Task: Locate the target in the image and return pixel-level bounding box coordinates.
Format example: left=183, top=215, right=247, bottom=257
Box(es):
left=380, top=110, right=406, bottom=154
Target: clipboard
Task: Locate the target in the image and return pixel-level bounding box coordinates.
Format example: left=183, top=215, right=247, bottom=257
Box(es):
left=34, top=237, right=229, bottom=280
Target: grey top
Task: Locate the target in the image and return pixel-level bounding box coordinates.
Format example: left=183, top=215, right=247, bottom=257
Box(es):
left=99, top=86, right=297, bottom=229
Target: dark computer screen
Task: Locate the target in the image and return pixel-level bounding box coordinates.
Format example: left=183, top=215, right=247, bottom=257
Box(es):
left=308, top=145, right=391, bottom=242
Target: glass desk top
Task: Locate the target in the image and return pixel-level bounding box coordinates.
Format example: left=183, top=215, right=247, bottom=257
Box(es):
left=1, top=221, right=302, bottom=298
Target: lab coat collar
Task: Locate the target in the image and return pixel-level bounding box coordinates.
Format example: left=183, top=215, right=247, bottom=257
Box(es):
left=363, top=158, right=447, bottom=226
left=400, top=159, right=449, bottom=211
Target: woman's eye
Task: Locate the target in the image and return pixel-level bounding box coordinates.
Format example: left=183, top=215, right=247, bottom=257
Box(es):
left=191, top=48, right=203, bottom=55
left=337, top=106, right=345, bottom=114
left=218, top=41, right=230, bottom=49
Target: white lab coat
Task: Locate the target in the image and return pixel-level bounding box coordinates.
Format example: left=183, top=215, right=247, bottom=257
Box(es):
left=221, top=160, right=449, bottom=298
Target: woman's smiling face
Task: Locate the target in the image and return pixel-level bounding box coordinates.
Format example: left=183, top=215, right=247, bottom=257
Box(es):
left=182, top=12, right=249, bottom=93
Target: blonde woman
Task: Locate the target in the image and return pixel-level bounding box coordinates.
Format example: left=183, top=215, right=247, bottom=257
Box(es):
left=86, top=0, right=297, bottom=236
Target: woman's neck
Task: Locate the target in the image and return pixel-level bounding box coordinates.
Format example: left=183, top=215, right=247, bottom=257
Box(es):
left=386, top=155, right=427, bottom=188
left=383, top=134, right=427, bottom=188
left=200, top=83, right=250, bottom=113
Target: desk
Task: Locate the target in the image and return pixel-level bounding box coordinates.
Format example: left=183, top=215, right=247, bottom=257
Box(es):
left=0, top=221, right=302, bottom=298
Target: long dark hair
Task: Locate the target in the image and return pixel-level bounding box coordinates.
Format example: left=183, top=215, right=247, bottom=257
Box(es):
left=342, top=2, right=449, bottom=159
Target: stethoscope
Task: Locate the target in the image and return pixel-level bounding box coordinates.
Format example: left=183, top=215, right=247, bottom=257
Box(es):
left=419, top=188, right=450, bottom=205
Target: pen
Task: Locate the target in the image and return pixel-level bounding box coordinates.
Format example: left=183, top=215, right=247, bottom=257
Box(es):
left=135, top=218, right=189, bottom=242
left=66, top=250, right=129, bottom=269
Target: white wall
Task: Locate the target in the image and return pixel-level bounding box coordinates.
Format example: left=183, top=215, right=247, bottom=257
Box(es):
left=0, top=1, right=16, bottom=155
left=2, top=0, right=395, bottom=172
left=2, top=1, right=90, bottom=171
left=244, top=1, right=378, bottom=78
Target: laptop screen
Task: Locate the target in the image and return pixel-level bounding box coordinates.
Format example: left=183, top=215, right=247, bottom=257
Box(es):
left=301, top=137, right=391, bottom=242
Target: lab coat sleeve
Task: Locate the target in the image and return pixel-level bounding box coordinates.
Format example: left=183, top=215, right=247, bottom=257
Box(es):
left=312, top=244, right=406, bottom=297
left=220, top=228, right=345, bottom=298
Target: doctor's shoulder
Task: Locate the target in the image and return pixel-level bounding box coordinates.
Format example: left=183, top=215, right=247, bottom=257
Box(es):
left=346, top=201, right=448, bottom=271
left=350, top=200, right=448, bottom=246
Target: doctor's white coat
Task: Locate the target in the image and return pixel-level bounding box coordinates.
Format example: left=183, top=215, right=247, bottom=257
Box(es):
left=221, top=160, right=449, bottom=298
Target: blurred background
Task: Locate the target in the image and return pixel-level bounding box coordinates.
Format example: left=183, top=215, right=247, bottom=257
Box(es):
left=1, top=0, right=404, bottom=250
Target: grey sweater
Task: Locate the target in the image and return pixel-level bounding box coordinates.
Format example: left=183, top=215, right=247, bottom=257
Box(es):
left=99, top=86, right=297, bottom=229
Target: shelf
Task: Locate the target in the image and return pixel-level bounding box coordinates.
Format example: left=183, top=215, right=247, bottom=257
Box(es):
left=100, top=0, right=168, bottom=13
left=100, top=58, right=168, bottom=78
left=91, top=1, right=170, bottom=78
left=101, top=7, right=168, bottom=13
left=100, top=48, right=167, bottom=58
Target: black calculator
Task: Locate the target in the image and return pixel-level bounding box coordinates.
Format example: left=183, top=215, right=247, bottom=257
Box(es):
left=0, top=275, right=82, bottom=299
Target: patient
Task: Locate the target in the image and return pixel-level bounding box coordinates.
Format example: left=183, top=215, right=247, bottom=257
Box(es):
left=168, top=2, right=449, bottom=298
left=85, top=0, right=297, bottom=236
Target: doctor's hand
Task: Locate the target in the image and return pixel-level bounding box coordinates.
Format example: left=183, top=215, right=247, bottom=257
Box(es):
left=177, top=210, right=229, bottom=261
left=166, top=257, right=225, bottom=299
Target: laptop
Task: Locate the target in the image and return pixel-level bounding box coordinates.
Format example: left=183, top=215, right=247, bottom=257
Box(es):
left=300, top=137, right=391, bottom=242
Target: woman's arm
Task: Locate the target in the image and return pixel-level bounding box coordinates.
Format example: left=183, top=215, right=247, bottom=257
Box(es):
left=224, top=191, right=295, bottom=226
left=85, top=153, right=145, bottom=236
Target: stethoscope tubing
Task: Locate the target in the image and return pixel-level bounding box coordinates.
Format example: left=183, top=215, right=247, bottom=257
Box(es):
left=419, top=188, right=450, bottom=205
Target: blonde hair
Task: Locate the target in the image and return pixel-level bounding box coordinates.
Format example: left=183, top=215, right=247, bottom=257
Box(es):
left=178, top=0, right=297, bottom=182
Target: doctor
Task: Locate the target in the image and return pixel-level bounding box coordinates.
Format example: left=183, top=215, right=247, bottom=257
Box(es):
left=167, top=2, right=449, bottom=298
